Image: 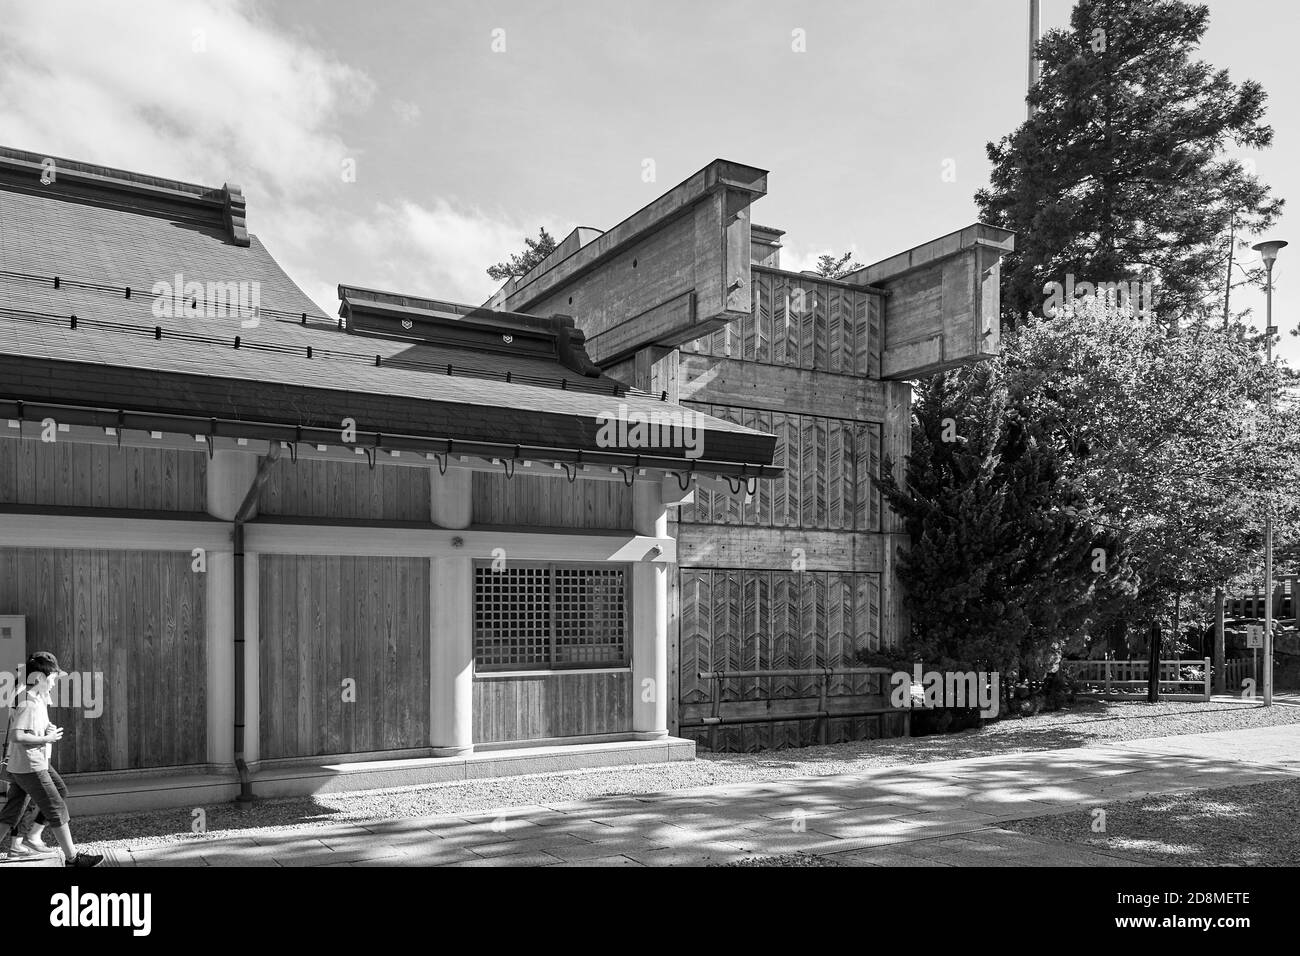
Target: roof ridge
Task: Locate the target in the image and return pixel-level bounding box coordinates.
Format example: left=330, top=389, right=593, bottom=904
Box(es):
left=0, top=144, right=250, bottom=246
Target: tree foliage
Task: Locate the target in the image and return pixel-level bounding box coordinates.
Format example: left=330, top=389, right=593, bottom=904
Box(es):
left=486, top=227, right=559, bottom=281
left=881, top=303, right=1300, bottom=674
left=975, top=0, right=1283, bottom=327
left=814, top=252, right=863, bottom=280
left=877, top=358, right=1133, bottom=680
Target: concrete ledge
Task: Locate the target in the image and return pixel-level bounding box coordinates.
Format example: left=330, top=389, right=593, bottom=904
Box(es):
left=66, top=737, right=696, bottom=815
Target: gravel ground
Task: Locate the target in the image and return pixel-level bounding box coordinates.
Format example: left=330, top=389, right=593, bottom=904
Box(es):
left=720, top=852, right=842, bottom=867
left=67, top=697, right=1300, bottom=855
left=1002, top=778, right=1300, bottom=866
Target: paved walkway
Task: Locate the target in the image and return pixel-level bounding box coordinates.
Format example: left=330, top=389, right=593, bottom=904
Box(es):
left=111, top=724, right=1300, bottom=867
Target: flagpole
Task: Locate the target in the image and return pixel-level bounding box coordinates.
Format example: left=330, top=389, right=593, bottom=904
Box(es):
left=1028, top=0, right=1041, bottom=120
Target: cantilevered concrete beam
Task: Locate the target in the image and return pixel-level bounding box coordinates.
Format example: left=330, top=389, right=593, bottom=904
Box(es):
left=843, top=223, right=1015, bottom=380
left=495, top=160, right=768, bottom=367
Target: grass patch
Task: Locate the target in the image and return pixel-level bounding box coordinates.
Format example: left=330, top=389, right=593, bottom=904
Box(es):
left=1003, top=778, right=1300, bottom=866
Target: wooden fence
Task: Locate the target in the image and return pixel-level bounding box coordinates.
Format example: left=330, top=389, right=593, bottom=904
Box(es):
left=1220, top=658, right=1257, bottom=693
left=680, top=666, right=906, bottom=752
left=1061, top=658, right=1211, bottom=701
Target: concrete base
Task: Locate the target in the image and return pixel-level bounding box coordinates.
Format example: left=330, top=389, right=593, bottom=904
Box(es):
left=66, top=737, right=696, bottom=816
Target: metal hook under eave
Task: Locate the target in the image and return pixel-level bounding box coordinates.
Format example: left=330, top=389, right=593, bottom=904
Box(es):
left=618, top=465, right=635, bottom=487
left=674, top=470, right=691, bottom=492
left=560, top=460, right=579, bottom=483
left=364, top=447, right=376, bottom=470
left=501, top=457, right=516, bottom=480
left=116, top=409, right=124, bottom=449
left=434, top=452, right=449, bottom=476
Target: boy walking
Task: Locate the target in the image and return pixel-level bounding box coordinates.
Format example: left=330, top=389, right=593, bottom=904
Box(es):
left=0, top=652, right=102, bottom=867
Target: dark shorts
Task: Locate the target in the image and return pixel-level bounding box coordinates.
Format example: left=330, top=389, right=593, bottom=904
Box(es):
left=1, top=767, right=68, bottom=829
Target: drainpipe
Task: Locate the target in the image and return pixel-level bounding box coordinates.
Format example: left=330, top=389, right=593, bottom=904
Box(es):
left=232, top=442, right=281, bottom=807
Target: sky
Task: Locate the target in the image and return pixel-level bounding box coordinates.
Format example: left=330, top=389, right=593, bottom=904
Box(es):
left=1, top=0, right=1296, bottom=364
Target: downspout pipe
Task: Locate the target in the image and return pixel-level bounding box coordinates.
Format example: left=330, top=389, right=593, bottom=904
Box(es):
left=232, top=442, right=282, bottom=807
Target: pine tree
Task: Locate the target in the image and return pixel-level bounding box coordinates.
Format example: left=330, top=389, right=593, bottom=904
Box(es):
left=486, top=227, right=559, bottom=281
left=875, top=362, right=1131, bottom=688
left=976, top=0, right=1282, bottom=327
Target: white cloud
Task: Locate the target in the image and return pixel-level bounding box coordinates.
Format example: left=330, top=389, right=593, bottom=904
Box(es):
left=0, top=0, right=372, bottom=196
left=344, top=200, right=546, bottom=306
left=391, top=99, right=421, bottom=125
left=0, top=0, right=550, bottom=315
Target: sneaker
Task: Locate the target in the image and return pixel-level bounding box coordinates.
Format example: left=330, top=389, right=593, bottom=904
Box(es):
left=65, top=852, right=104, bottom=868
left=9, top=839, right=60, bottom=857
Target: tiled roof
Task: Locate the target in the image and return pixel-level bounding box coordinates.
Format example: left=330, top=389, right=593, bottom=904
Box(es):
left=0, top=147, right=777, bottom=474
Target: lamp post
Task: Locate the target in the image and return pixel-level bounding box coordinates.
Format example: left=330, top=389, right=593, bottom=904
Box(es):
left=1252, top=239, right=1287, bottom=707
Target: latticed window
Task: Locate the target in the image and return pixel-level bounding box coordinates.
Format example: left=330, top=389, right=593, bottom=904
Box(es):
left=473, top=562, right=630, bottom=671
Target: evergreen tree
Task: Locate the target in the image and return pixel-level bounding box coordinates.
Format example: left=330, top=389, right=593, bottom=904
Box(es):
left=875, top=362, right=1132, bottom=687
left=487, top=227, right=559, bottom=281
left=814, top=252, right=862, bottom=279
left=976, top=0, right=1282, bottom=327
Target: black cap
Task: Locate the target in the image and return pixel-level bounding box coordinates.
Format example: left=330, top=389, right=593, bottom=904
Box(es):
left=25, top=652, right=64, bottom=681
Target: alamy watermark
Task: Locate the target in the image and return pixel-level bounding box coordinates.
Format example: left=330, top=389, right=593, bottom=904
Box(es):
left=151, top=273, right=261, bottom=327
left=595, top=402, right=704, bottom=459
left=1043, top=274, right=1155, bottom=320
left=889, top=665, right=1000, bottom=718
left=0, top=669, right=104, bottom=718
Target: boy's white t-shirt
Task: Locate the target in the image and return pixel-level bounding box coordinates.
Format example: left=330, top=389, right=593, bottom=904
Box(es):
left=6, top=694, right=51, bottom=773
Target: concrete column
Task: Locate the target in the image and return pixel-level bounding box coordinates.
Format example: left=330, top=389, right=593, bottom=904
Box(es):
left=204, top=450, right=257, bottom=769
left=242, top=552, right=260, bottom=765
left=632, top=480, right=669, bottom=739
left=204, top=553, right=234, bottom=766
left=430, top=468, right=473, bottom=756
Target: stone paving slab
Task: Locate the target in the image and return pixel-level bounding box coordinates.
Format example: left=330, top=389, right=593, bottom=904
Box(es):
left=114, top=723, right=1300, bottom=867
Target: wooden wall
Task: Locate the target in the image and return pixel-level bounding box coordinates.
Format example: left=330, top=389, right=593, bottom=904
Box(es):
left=257, top=456, right=431, bottom=522
left=682, top=404, right=880, bottom=532
left=678, top=568, right=890, bottom=752
left=0, top=436, right=206, bottom=511
left=473, top=671, right=632, bottom=743
left=0, top=547, right=206, bottom=773
left=662, top=268, right=908, bottom=751
left=472, top=473, right=632, bottom=529
left=686, top=269, right=882, bottom=377
left=258, top=555, right=429, bottom=760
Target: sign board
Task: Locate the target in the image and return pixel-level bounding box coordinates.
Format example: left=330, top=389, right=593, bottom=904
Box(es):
left=1246, top=625, right=1264, bottom=649
left=0, top=615, right=26, bottom=732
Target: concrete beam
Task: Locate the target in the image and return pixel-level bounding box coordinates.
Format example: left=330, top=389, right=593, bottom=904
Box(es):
left=844, top=223, right=1015, bottom=380
left=497, top=160, right=768, bottom=366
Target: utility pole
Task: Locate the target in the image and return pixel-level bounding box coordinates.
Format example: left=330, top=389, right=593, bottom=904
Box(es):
left=1252, top=239, right=1287, bottom=707
left=1028, top=0, right=1041, bottom=120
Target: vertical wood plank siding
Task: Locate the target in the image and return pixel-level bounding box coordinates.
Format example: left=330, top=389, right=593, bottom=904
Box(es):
left=678, top=568, right=885, bottom=751
left=472, top=672, right=632, bottom=743
left=671, top=270, right=902, bottom=751
left=690, top=271, right=882, bottom=377
left=257, top=457, right=431, bottom=521
left=681, top=405, right=880, bottom=532
left=472, top=473, right=632, bottom=529
left=258, top=555, right=429, bottom=760
left=0, top=436, right=207, bottom=511
left=0, top=548, right=206, bottom=772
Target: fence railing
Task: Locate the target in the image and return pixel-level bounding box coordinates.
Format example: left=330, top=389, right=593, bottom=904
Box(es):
left=1060, top=658, right=1211, bottom=701
left=682, top=667, right=903, bottom=749
left=1221, top=658, right=1257, bottom=693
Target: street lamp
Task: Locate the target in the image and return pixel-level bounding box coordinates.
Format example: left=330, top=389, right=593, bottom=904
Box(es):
left=1251, top=239, right=1286, bottom=707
